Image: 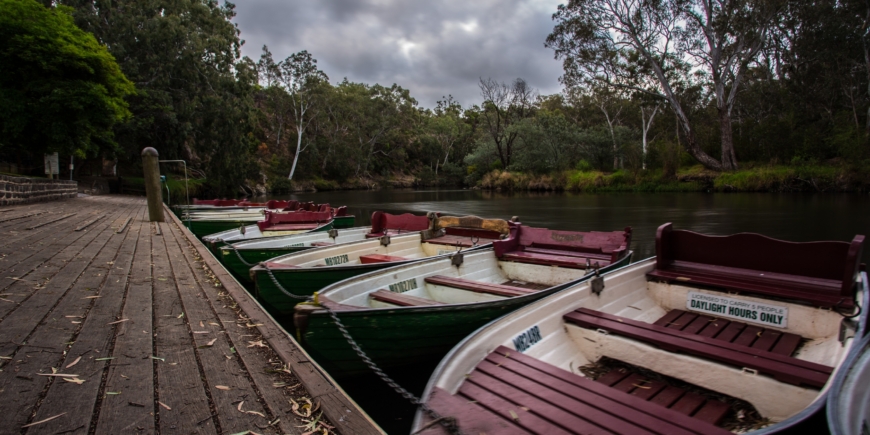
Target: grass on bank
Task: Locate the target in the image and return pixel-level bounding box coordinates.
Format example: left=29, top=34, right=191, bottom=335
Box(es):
left=477, top=164, right=868, bottom=193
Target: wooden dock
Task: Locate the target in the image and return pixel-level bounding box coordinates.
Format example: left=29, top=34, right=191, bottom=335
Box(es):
left=0, top=195, right=382, bottom=435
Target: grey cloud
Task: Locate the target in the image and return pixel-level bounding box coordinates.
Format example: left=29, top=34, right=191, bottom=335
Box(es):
left=233, top=0, right=564, bottom=108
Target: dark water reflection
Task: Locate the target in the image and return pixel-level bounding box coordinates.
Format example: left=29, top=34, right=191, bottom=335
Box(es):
left=276, top=189, right=870, bottom=263
left=259, top=190, right=870, bottom=433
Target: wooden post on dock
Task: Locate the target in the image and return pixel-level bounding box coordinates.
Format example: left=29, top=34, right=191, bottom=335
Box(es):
left=142, top=147, right=164, bottom=222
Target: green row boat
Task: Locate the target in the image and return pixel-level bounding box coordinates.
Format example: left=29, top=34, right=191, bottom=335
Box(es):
left=292, top=225, right=634, bottom=377
left=250, top=214, right=513, bottom=317
left=220, top=226, right=371, bottom=284
left=220, top=211, right=432, bottom=284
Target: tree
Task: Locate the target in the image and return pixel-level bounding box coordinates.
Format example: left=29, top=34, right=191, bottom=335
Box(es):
left=280, top=50, right=328, bottom=180
left=61, top=0, right=258, bottom=195
left=0, top=0, right=133, bottom=160
left=640, top=102, right=662, bottom=169
left=546, top=0, right=780, bottom=170
left=479, top=77, right=538, bottom=168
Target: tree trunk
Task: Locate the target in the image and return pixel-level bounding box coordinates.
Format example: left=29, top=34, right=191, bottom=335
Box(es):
left=288, top=127, right=302, bottom=180
left=718, top=108, right=738, bottom=170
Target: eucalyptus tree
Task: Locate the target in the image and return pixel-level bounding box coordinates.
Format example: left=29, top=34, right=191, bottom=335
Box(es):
left=280, top=51, right=328, bottom=180
left=547, top=0, right=782, bottom=170
left=478, top=77, right=538, bottom=168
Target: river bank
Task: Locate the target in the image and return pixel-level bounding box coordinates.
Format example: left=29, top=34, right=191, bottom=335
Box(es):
left=474, top=164, right=870, bottom=193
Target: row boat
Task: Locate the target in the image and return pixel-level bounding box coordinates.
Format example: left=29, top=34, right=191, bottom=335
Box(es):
left=827, top=311, right=870, bottom=435
left=292, top=224, right=633, bottom=377
left=249, top=214, right=514, bottom=317
left=413, top=224, right=866, bottom=434
left=219, top=212, right=431, bottom=284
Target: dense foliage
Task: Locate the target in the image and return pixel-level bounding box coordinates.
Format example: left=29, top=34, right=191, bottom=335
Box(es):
left=1, top=0, right=868, bottom=192
left=0, top=0, right=133, bottom=161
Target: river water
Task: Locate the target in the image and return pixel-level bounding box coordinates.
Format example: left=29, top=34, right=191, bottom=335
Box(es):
left=260, top=189, right=870, bottom=433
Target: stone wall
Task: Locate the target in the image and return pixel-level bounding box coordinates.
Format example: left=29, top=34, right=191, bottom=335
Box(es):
left=0, top=175, right=77, bottom=206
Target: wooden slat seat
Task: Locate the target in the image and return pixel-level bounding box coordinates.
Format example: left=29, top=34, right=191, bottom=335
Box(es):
left=564, top=308, right=833, bottom=388
left=358, top=254, right=408, bottom=264
left=263, top=223, right=320, bottom=231
left=425, top=345, right=731, bottom=435
left=424, top=275, right=534, bottom=297
left=595, top=368, right=730, bottom=426
left=653, top=309, right=803, bottom=356
left=500, top=251, right=610, bottom=269
left=648, top=223, right=864, bottom=308
left=368, top=289, right=443, bottom=307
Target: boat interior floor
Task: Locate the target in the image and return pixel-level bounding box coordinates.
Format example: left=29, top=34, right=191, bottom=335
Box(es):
left=429, top=345, right=739, bottom=435
left=367, top=275, right=553, bottom=308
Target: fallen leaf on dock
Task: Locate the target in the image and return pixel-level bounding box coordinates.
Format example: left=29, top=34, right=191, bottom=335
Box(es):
left=247, top=340, right=267, bottom=348
left=83, top=296, right=101, bottom=299
left=177, top=313, right=184, bottom=318
left=107, top=319, right=129, bottom=325
left=63, top=377, right=85, bottom=384
left=37, top=373, right=79, bottom=378
left=66, top=356, right=81, bottom=368
left=105, top=391, right=121, bottom=395
left=95, top=357, right=114, bottom=361
left=192, top=331, right=209, bottom=334
left=198, top=338, right=218, bottom=349
left=158, top=401, right=171, bottom=410
left=21, top=412, right=66, bottom=428
left=215, top=385, right=231, bottom=390
left=149, top=356, right=164, bottom=361
left=0, top=356, right=11, bottom=360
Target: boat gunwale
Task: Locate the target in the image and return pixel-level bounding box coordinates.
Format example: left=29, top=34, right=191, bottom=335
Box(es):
left=303, top=250, right=632, bottom=317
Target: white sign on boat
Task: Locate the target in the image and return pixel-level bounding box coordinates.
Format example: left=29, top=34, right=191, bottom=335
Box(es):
left=686, top=291, right=788, bottom=328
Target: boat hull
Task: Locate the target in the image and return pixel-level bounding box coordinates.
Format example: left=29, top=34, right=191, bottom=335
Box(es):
left=333, top=215, right=355, bottom=229
left=221, top=246, right=310, bottom=284
left=253, top=262, right=421, bottom=315
left=298, top=254, right=632, bottom=378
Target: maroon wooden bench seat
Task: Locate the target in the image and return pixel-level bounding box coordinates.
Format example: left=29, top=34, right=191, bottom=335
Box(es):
left=262, top=223, right=320, bottom=231
left=648, top=223, right=864, bottom=308
left=358, top=254, right=409, bottom=264
left=494, top=226, right=632, bottom=269
left=424, top=275, right=535, bottom=297
left=564, top=308, right=833, bottom=388
left=500, top=251, right=611, bottom=269
left=424, top=345, right=731, bottom=435
left=595, top=367, right=730, bottom=426
left=368, top=289, right=443, bottom=307
left=655, top=309, right=803, bottom=356
left=367, top=211, right=430, bottom=237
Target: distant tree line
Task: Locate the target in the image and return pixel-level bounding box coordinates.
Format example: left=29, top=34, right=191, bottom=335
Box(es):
left=1, top=0, right=868, bottom=194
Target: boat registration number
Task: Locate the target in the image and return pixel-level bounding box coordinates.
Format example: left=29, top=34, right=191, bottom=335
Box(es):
left=388, top=278, right=417, bottom=293
left=686, top=291, right=788, bottom=328
left=324, top=254, right=349, bottom=266
left=512, top=325, right=543, bottom=353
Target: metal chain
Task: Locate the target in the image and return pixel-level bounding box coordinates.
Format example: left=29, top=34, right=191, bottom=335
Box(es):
left=228, top=243, right=257, bottom=267
left=258, top=263, right=463, bottom=434
left=321, top=304, right=463, bottom=435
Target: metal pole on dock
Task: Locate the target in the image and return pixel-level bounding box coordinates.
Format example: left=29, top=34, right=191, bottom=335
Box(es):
left=142, top=147, right=164, bottom=222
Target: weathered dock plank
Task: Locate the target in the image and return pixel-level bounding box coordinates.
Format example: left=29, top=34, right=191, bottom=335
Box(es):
left=165, top=205, right=384, bottom=435
left=0, top=195, right=381, bottom=435
left=0, top=200, right=138, bottom=430
left=94, top=203, right=155, bottom=434
left=29, top=204, right=146, bottom=434
left=151, top=221, right=218, bottom=434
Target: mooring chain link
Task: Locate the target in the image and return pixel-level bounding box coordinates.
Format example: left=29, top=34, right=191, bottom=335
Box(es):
left=228, top=243, right=257, bottom=267
left=322, top=304, right=463, bottom=435
left=257, top=262, right=463, bottom=434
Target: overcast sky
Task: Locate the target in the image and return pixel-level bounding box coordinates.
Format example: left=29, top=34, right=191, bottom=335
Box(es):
left=232, top=0, right=566, bottom=109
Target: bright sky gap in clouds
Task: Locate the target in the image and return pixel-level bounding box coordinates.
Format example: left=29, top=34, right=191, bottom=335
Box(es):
left=232, top=0, right=566, bottom=109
